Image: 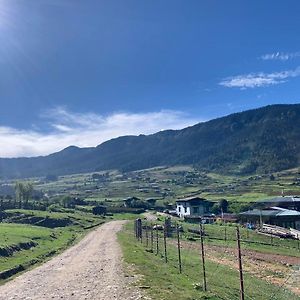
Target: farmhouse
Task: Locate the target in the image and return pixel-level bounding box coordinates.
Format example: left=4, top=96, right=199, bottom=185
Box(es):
left=176, top=197, right=214, bottom=219
left=239, top=207, right=300, bottom=230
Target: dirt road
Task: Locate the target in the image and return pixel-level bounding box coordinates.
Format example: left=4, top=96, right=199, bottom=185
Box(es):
left=0, top=221, right=144, bottom=300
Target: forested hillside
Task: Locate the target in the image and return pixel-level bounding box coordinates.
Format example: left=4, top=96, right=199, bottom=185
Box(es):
left=0, top=104, right=299, bottom=178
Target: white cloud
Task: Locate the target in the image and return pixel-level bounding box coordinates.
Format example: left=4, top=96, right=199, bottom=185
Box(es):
left=220, top=67, right=300, bottom=89
left=261, top=52, right=300, bottom=61
left=0, top=108, right=201, bottom=158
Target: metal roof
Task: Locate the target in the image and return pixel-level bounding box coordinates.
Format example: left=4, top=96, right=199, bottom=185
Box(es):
left=240, top=207, right=300, bottom=217
left=176, top=196, right=209, bottom=203
left=259, top=196, right=300, bottom=203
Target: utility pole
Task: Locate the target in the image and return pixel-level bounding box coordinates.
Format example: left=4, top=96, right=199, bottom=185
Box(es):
left=236, top=226, right=245, bottom=300
left=199, top=222, right=207, bottom=292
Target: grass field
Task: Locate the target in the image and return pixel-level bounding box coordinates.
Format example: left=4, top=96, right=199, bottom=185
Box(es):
left=25, top=165, right=300, bottom=210
left=1, top=164, right=300, bottom=291
left=0, top=223, right=77, bottom=277
left=0, top=209, right=108, bottom=281
left=119, top=222, right=300, bottom=300
left=0, top=208, right=142, bottom=282
left=182, top=223, right=300, bottom=257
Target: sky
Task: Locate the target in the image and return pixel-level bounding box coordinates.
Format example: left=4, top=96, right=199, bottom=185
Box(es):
left=0, top=0, right=300, bottom=157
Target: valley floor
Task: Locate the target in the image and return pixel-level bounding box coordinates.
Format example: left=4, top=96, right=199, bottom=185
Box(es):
left=0, top=221, right=143, bottom=300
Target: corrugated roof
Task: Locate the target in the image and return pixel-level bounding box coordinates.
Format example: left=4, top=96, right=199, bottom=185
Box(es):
left=240, top=209, right=278, bottom=217
left=260, top=196, right=300, bottom=203
left=240, top=207, right=300, bottom=217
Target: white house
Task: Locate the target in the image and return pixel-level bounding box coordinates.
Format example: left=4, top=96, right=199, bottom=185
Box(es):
left=176, top=197, right=214, bottom=218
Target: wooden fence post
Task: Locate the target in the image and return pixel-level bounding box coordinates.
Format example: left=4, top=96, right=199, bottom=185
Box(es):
left=164, top=224, right=168, bottom=263
left=156, top=224, right=159, bottom=255
left=176, top=224, right=182, bottom=273
left=151, top=223, right=154, bottom=252
left=236, top=226, right=245, bottom=300
left=145, top=223, right=149, bottom=247
left=199, top=222, right=207, bottom=292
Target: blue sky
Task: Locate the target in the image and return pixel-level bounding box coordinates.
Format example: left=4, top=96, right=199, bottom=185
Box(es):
left=0, top=0, right=300, bottom=157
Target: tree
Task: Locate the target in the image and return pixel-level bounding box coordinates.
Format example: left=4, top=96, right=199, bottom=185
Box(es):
left=23, top=182, right=33, bottom=208
left=269, top=174, right=275, bottom=181
left=14, top=182, right=34, bottom=209
left=219, top=199, right=229, bottom=213
left=14, top=182, right=24, bottom=208
left=92, top=206, right=107, bottom=215
left=146, top=198, right=157, bottom=207
left=60, top=196, right=75, bottom=208
left=211, top=199, right=228, bottom=215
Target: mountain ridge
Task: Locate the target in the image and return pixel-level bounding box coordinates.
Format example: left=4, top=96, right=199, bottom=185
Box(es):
left=1, top=104, right=299, bottom=178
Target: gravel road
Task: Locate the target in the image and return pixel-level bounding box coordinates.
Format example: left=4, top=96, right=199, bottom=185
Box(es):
left=0, top=221, right=144, bottom=300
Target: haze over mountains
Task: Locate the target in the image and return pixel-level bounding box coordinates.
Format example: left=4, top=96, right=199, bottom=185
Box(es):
left=0, top=104, right=299, bottom=179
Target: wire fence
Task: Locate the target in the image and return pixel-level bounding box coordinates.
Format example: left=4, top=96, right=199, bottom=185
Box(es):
left=131, top=217, right=300, bottom=300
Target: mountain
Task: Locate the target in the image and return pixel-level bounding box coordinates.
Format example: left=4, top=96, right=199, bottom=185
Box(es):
left=1, top=104, right=300, bottom=178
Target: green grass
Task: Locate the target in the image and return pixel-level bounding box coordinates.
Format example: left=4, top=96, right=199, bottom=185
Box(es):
left=119, top=223, right=300, bottom=300
left=0, top=208, right=142, bottom=282
left=0, top=209, right=108, bottom=282
left=0, top=223, right=78, bottom=274
left=5, top=209, right=105, bottom=228
left=177, top=223, right=300, bottom=257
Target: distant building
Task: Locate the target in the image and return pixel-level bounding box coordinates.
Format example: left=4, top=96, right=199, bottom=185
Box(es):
left=123, top=196, right=140, bottom=207
left=176, top=197, right=214, bottom=219
left=257, top=196, right=300, bottom=211
left=216, top=213, right=238, bottom=223
left=239, top=206, right=300, bottom=230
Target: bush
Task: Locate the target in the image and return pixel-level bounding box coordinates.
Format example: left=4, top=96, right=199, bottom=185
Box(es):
left=92, top=206, right=107, bottom=215
left=47, top=204, right=74, bottom=213
left=106, top=206, right=145, bottom=214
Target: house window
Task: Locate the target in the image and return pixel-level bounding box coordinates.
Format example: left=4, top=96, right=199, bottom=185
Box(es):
left=193, top=207, right=199, bottom=214
left=184, top=207, right=187, bottom=213
left=178, top=207, right=181, bottom=212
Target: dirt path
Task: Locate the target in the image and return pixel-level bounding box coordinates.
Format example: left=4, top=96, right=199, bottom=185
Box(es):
left=0, top=221, right=144, bottom=300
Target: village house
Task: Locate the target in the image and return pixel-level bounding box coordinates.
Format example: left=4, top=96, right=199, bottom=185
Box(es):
left=256, top=196, right=300, bottom=211
left=176, top=196, right=214, bottom=219
left=239, top=206, right=300, bottom=230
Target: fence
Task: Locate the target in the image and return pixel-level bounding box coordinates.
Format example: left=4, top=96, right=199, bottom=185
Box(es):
left=132, top=218, right=300, bottom=300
